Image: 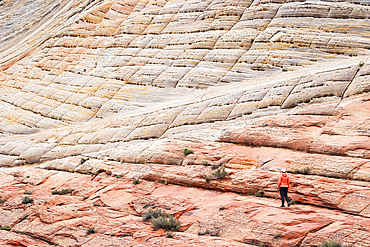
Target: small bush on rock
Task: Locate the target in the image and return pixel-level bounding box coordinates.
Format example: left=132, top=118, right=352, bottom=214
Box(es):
left=133, top=178, right=140, bottom=185
left=52, top=189, right=74, bottom=195
left=22, top=196, right=33, bottom=205
left=183, top=148, right=194, bottom=156
left=212, top=167, right=227, bottom=179
left=0, top=199, right=5, bottom=204
left=166, top=232, right=175, bottom=238
left=204, top=174, right=211, bottom=183
left=152, top=215, right=180, bottom=231
left=0, top=225, right=11, bottom=231
left=255, top=189, right=264, bottom=197
left=86, top=226, right=95, bottom=235
left=24, top=190, right=32, bottom=195
left=198, top=229, right=210, bottom=236
left=318, top=240, right=342, bottom=247
left=142, top=209, right=167, bottom=221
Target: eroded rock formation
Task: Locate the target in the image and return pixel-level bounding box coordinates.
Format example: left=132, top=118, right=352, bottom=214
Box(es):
left=1, top=0, right=370, bottom=246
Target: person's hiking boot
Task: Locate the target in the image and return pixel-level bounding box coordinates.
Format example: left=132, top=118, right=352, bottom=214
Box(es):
left=280, top=205, right=285, bottom=207
left=288, top=202, right=290, bottom=207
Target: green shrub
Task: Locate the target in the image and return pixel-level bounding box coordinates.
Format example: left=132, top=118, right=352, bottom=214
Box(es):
left=183, top=148, right=194, bottom=156
left=211, top=164, right=219, bottom=169
left=143, top=203, right=151, bottom=209
left=255, top=189, right=264, bottom=197
left=359, top=61, right=365, bottom=66
left=86, top=226, right=95, bottom=235
left=274, top=232, right=282, bottom=239
left=219, top=206, right=226, bottom=210
left=166, top=232, right=175, bottom=238
left=152, top=215, right=180, bottom=231
left=198, top=229, right=210, bottom=236
left=204, top=174, right=211, bottom=183
left=52, top=189, right=74, bottom=195
left=318, top=240, right=342, bottom=247
left=0, top=225, right=11, bottom=231
left=22, top=196, right=33, bottom=205
left=12, top=173, right=19, bottom=177
left=211, top=167, right=227, bottom=179
left=116, top=175, right=121, bottom=178
left=290, top=199, right=297, bottom=205
left=142, top=209, right=167, bottom=221
left=0, top=199, right=5, bottom=204
left=24, top=190, right=32, bottom=195
left=133, top=178, right=140, bottom=185
left=202, top=161, right=210, bottom=166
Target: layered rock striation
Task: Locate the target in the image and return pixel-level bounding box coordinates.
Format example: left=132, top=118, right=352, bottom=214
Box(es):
left=1, top=0, right=370, bottom=246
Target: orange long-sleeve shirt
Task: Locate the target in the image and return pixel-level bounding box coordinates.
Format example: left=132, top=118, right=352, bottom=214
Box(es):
left=278, top=173, right=289, bottom=189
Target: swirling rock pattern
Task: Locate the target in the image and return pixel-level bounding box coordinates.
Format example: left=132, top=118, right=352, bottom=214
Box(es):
left=1, top=0, right=370, bottom=246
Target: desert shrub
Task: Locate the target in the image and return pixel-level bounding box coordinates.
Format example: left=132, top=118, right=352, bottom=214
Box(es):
left=183, top=148, right=194, bottom=156
left=133, top=178, right=140, bottom=185
left=12, top=173, right=19, bottom=177
left=0, top=225, right=11, bottom=231
left=198, top=229, right=210, bottom=236
left=52, top=189, right=74, bottom=195
left=116, top=175, right=121, bottom=178
left=86, top=226, right=95, bottom=235
left=142, top=209, right=167, bottom=221
left=0, top=199, right=5, bottom=204
left=204, top=174, right=211, bottom=183
left=290, top=199, right=297, bottom=205
left=274, top=232, right=282, bottom=239
left=359, top=61, right=365, bottom=66
left=152, top=215, right=180, bottom=231
left=255, top=189, right=264, bottom=197
left=211, top=167, right=227, bottom=179
left=211, top=164, right=219, bottom=169
left=22, top=196, right=33, bottom=204
left=219, top=206, right=226, bottom=210
left=24, top=190, right=32, bottom=195
left=318, top=240, right=342, bottom=247
left=202, top=161, right=210, bottom=166
left=166, top=232, right=175, bottom=238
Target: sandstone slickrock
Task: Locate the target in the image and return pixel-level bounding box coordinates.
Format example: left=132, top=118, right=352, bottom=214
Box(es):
left=1, top=0, right=370, bottom=246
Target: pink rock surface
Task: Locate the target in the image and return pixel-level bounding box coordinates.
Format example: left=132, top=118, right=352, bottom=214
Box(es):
left=1, top=165, right=369, bottom=246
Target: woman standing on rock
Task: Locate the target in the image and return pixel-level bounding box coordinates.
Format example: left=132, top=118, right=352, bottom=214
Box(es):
left=278, top=169, right=290, bottom=207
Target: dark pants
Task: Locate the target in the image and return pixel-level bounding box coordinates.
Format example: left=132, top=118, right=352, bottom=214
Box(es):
left=279, top=187, right=290, bottom=206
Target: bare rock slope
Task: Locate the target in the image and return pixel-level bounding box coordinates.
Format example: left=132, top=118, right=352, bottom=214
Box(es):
left=1, top=0, right=370, bottom=246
